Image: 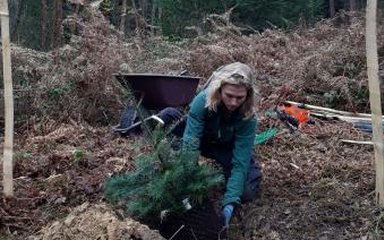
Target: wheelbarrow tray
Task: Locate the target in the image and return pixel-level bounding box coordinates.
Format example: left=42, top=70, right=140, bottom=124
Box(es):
left=115, top=73, right=201, bottom=109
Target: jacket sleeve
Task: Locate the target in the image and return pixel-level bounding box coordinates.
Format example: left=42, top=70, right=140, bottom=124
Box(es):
left=222, top=116, right=257, bottom=206
left=182, top=91, right=207, bottom=153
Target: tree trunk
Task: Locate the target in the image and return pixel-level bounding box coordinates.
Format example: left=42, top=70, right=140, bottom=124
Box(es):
left=329, top=0, right=335, bottom=18
left=120, top=0, right=127, bottom=34
left=131, top=0, right=139, bottom=27
left=51, top=0, right=57, bottom=49
left=0, top=0, right=15, bottom=197
left=10, top=0, right=26, bottom=44
left=40, top=0, right=47, bottom=50
left=141, top=0, right=147, bottom=20
left=349, top=0, right=357, bottom=11
left=56, top=0, right=62, bottom=47
left=150, top=0, right=156, bottom=36
left=130, top=0, right=140, bottom=36
left=158, top=5, right=162, bottom=26
left=366, top=0, right=384, bottom=205
left=51, top=0, right=62, bottom=49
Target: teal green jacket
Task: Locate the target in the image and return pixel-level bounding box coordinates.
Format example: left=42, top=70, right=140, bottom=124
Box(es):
left=182, top=91, right=257, bottom=206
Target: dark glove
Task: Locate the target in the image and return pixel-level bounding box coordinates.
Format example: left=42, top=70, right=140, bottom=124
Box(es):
left=221, top=204, right=234, bottom=229
left=158, top=107, right=183, bottom=125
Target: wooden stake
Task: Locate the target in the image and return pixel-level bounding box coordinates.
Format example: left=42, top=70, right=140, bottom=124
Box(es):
left=366, top=0, right=384, bottom=205
left=0, top=0, right=14, bottom=197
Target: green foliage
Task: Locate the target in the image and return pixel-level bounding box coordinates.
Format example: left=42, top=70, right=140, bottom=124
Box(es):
left=9, top=0, right=73, bottom=50
left=13, top=71, right=29, bottom=87
left=47, top=81, right=75, bottom=100
left=19, top=149, right=32, bottom=159
left=104, top=128, right=223, bottom=222
left=72, top=149, right=87, bottom=162
left=155, top=0, right=326, bottom=37
left=10, top=0, right=41, bottom=49
left=234, top=0, right=326, bottom=30
left=156, top=0, right=228, bottom=36
left=349, top=85, right=369, bottom=103
left=0, top=234, right=11, bottom=240
left=323, top=90, right=340, bottom=107
left=99, top=0, right=113, bottom=17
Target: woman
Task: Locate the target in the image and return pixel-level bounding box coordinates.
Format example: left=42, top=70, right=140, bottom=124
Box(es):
left=160, top=62, right=262, bottom=228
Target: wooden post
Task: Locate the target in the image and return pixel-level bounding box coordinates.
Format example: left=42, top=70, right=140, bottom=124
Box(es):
left=366, top=0, right=384, bottom=205
left=1, top=0, right=14, bottom=197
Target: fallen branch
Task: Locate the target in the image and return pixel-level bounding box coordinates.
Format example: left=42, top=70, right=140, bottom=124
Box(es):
left=0, top=206, right=9, bottom=216
left=2, top=215, right=32, bottom=221
left=4, top=223, right=31, bottom=231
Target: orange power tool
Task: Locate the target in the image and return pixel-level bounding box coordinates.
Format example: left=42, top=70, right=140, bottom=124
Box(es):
left=276, top=102, right=311, bottom=129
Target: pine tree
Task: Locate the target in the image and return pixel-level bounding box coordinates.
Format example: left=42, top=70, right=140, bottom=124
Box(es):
left=104, top=127, right=224, bottom=223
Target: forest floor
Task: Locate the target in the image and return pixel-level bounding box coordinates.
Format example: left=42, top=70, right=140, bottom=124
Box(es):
left=0, top=116, right=379, bottom=240
left=1, top=6, right=384, bottom=240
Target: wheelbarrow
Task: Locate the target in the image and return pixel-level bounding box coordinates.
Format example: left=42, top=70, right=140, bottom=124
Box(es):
left=113, top=73, right=201, bottom=134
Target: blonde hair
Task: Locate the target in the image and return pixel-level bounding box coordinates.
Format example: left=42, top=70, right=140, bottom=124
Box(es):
left=205, top=62, right=257, bottom=119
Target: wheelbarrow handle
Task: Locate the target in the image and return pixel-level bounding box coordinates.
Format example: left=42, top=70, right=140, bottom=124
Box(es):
left=114, top=114, right=165, bottom=133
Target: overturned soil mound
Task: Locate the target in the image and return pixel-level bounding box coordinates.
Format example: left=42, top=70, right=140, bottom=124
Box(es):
left=29, top=202, right=164, bottom=240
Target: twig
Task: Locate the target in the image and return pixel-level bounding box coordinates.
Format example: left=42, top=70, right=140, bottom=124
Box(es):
left=218, top=227, right=227, bottom=240
left=42, top=173, right=63, bottom=181
left=341, top=139, right=373, bottom=145
left=3, top=215, right=32, bottom=221
left=190, top=228, right=198, bottom=240
left=0, top=206, right=9, bottom=216
left=169, top=224, right=185, bottom=240
left=289, top=163, right=300, bottom=169
left=4, top=223, right=30, bottom=231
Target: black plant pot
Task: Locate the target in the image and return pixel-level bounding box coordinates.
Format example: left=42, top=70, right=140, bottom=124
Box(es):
left=159, top=199, right=222, bottom=240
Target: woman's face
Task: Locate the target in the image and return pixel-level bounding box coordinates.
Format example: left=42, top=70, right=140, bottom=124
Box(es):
left=220, top=83, right=248, bottom=112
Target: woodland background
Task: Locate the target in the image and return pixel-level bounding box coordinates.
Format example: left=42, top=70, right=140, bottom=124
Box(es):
left=9, top=0, right=379, bottom=51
